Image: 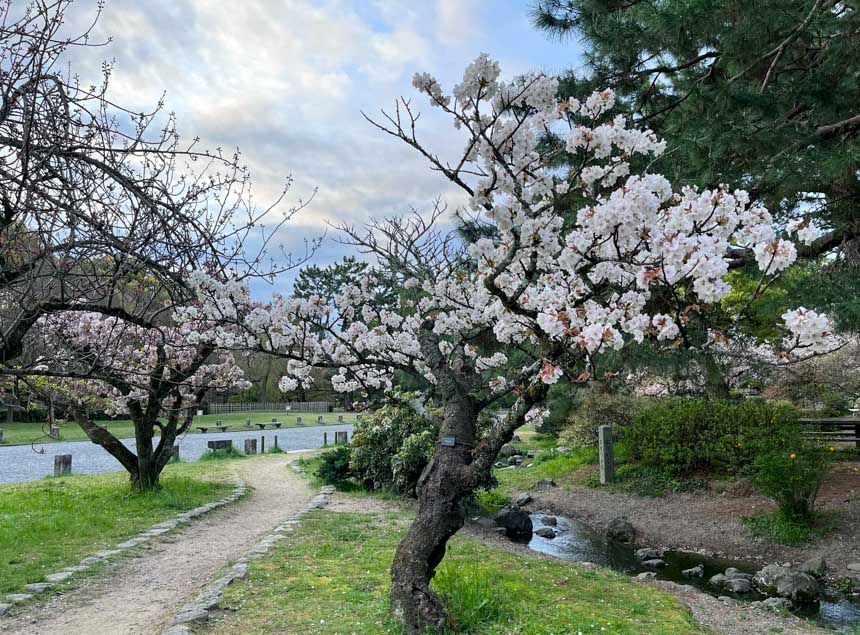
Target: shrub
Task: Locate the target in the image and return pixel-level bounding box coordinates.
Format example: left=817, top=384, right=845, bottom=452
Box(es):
left=559, top=392, right=639, bottom=448
left=752, top=442, right=833, bottom=519
left=625, top=398, right=799, bottom=475
left=349, top=399, right=439, bottom=495
left=198, top=445, right=245, bottom=461
left=316, top=446, right=353, bottom=485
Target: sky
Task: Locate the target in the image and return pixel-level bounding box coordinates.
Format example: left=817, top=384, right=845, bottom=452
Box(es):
left=69, top=0, right=583, bottom=296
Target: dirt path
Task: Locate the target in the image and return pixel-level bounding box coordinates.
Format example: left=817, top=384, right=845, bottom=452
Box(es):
left=0, top=455, right=313, bottom=635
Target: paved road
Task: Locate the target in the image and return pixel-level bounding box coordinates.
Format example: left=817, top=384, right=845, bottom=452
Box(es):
left=0, top=424, right=352, bottom=484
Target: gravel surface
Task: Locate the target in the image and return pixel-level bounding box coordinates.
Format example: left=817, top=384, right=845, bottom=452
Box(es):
left=0, top=455, right=314, bottom=635
left=0, top=423, right=352, bottom=484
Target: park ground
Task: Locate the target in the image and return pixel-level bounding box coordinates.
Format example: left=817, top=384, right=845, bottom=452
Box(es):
left=0, top=410, right=356, bottom=446
left=2, top=447, right=850, bottom=634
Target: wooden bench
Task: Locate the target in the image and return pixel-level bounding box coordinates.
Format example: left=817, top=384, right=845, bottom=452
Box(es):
left=255, top=422, right=282, bottom=430
left=798, top=418, right=860, bottom=448
left=196, top=425, right=231, bottom=433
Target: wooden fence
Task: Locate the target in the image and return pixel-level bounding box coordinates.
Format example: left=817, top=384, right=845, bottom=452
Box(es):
left=207, top=401, right=332, bottom=414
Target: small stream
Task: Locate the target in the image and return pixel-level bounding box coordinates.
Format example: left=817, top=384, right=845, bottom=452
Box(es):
left=523, top=513, right=860, bottom=632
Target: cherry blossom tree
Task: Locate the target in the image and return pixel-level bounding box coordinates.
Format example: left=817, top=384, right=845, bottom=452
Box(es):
left=17, top=299, right=250, bottom=490
left=190, top=55, right=835, bottom=632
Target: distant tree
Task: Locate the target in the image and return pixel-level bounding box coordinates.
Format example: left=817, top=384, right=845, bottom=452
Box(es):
left=293, top=257, right=369, bottom=304
left=531, top=0, right=860, bottom=325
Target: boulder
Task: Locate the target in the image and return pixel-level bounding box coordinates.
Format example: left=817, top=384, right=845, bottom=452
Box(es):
left=473, top=517, right=496, bottom=530
left=725, top=578, right=752, bottom=593
left=798, top=556, right=828, bottom=578
left=514, top=493, right=532, bottom=507
left=709, top=574, right=727, bottom=586
left=642, top=559, right=667, bottom=569
left=607, top=516, right=636, bottom=543
left=682, top=564, right=705, bottom=578
left=846, top=563, right=860, bottom=572
left=753, top=565, right=820, bottom=605
left=499, top=444, right=519, bottom=458
left=531, top=479, right=557, bottom=491
left=724, top=569, right=753, bottom=582
left=542, top=516, right=558, bottom=526
left=751, top=597, right=793, bottom=612
left=636, top=572, right=657, bottom=580
left=493, top=507, right=533, bottom=539
left=535, top=527, right=557, bottom=539
left=718, top=596, right=739, bottom=607
left=511, top=435, right=521, bottom=442
left=526, top=449, right=543, bottom=458
left=635, top=548, right=661, bottom=561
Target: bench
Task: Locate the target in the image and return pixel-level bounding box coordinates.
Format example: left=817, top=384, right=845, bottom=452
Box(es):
left=255, top=422, right=282, bottom=430
left=196, top=425, right=231, bottom=433
left=798, top=418, right=860, bottom=448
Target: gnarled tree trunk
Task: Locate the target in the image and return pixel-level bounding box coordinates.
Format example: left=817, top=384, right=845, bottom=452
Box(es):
left=390, top=394, right=478, bottom=634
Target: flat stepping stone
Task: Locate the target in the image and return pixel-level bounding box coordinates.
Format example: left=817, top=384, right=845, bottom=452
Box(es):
left=174, top=607, right=209, bottom=624
left=5, top=594, right=32, bottom=604
left=848, top=563, right=860, bottom=572
left=0, top=603, right=12, bottom=616
left=45, top=571, right=73, bottom=583
left=23, top=582, right=52, bottom=592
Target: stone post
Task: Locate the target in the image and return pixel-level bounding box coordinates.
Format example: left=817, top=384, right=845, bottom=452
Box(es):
left=338, top=415, right=343, bottom=422
left=598, top=425, right=614, bottom=484
left=244, top=438, right=257, bottom=455
left=296, top=416, right=302, bottom=424
left=54, top=454, right=72, bottom=477
left=245, top=418, right=252, bottom=428
left=335, top=431, right=348, bottom=445
left=49, top=424, right=60, bottom=439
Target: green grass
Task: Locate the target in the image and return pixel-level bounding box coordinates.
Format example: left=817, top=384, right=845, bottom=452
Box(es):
left=0, top=410, right=356, bottom=445
left=742, top=510, right=836, bottom=545
left=0, top=459, right=237, bottom=593
left=199, top=510, right=706, bottom=635
left=589, top=464, right=708, bottom=497
left=492, top=433, right=598, bottom=496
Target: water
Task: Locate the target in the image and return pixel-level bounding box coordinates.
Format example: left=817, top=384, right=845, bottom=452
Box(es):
left=0, top=424, right=353, bottom=484
left=525, top=513, right=860, bottom=632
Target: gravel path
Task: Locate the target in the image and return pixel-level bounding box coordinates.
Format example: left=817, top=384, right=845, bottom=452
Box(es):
left=0, top=455, right=313, bottom=635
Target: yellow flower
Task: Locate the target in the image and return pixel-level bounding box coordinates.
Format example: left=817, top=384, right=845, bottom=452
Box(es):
left=789, top=453, right=797, bottom=460
left=829, top=447, right=836, bottom=452
left=853, top=467, right=859, bottom=473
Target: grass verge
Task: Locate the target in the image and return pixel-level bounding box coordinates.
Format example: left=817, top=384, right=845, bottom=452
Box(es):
left=198, top=509, right=706, bottom=635
left=742, top=510, right=836, bottom=545
left=0, top=459, right=237, bottom=593
left=0, top=410, right=356, bottom=445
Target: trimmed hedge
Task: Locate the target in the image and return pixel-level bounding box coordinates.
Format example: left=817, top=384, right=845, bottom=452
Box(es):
left=625, top=398, right=799, bottom=475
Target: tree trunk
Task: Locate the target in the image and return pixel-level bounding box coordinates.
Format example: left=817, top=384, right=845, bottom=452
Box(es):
left=389, top=396, right=477, bottom=633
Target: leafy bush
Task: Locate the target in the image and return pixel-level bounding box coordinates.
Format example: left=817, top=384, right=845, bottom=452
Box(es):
left=349, top=399, right=439, bottom=495
left=316, top=446, right=353, bottom=485
left=752, top=442, right=833, bottom=519
left=559, top=392, right=640, bottom=448
left=199, top=445, right=245, bottom=461
left=625, top=398, right=799, bottom=475
left=743, top=510, right=834, bottom=545
left=477, top=490, right=511, bottom=512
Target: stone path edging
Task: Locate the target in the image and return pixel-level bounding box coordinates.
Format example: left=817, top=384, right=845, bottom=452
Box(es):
left=163, top=485, right=336, bottom=634
left=0, top=472, right=247, bottom=618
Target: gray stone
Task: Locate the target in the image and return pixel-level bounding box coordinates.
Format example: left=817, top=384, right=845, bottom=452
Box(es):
left=80, top=556, right=103, bottom=565
left=511, top=435, right=521, bottom=442
left=725, top=578, right=752, bottom=593
left=5, top=594, right=32, bottom=604
left=642, top=559, right=667, bottom=569
left=513, top=493, right=532, bottom=506
left=847, top=563, right=860, bottom=572
left=164, top=625, right=191, bottom=635
left=499, top=443, right=518, bottom=458
left=798, top=556, right=828, bottom=578
left=636, top=572, right=657, bottom=580
left=526, top=449, right=542, bottom=458
left=607, top=516, right=636, bottom=543
left=751, top=597, right=793, bottom=612
left=94, top=550, right=121, bottom=559
left=718, top=596, right=738, bottom=607
left=174, top=608, right=210, bottom=624
left=556, top=446, right=572, bottom=453
left=493, top=507, right=533, bottom=539
left=724, top=570, right=753, bottom=582
left=753, top=565, right=820, bottom=604
left=117, top=538, right=147, bottom=549
left=709, top=573, right=727, bottom=586
left=44, top=571, right=72, bottom=583
left=535, top=527, right=556, bottom=539
left=231, top=563, right=249, bottom=579
left=682, top=564, right=705, bottom=578
left=23, top=583, right=52, bottom=593
left=541, top=516, right=558, bottom=526
left=473, top=517, right=496, bottom=530
left=635, top=548, right=660, bottom=561
left=0, top=603, right=12, bottom=616
left=531, top=479, right=557, bottom=491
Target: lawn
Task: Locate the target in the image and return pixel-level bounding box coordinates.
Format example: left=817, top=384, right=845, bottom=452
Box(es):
left=0, top=410, right=356, bottom=446
left=0, top=459, right=239, bottom=593
left=198, top=509, right=706, bottom=635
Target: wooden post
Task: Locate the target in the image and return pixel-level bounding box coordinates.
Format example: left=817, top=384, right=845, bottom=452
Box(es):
left=318, top=415, right=324, bottom=423
left=245, top=418, right=252, bottom=428
left=54, top=454, right=72, bottom=477
left=598, top=425, right=614, bottom=484
left=323, top=432, right=327, bottom=446
left=855, top=422, right=859, bottom=449
left=244, top=438, right=257, bottom=455
left=273, top=435, right=279, bottom=450
left=338, top=415, right=343, bottom=422
left=0, top=428, right=4, bottom=443
left=261, top=436, right=265, bottom=453
left=296, top=416, right=302, bottom=424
